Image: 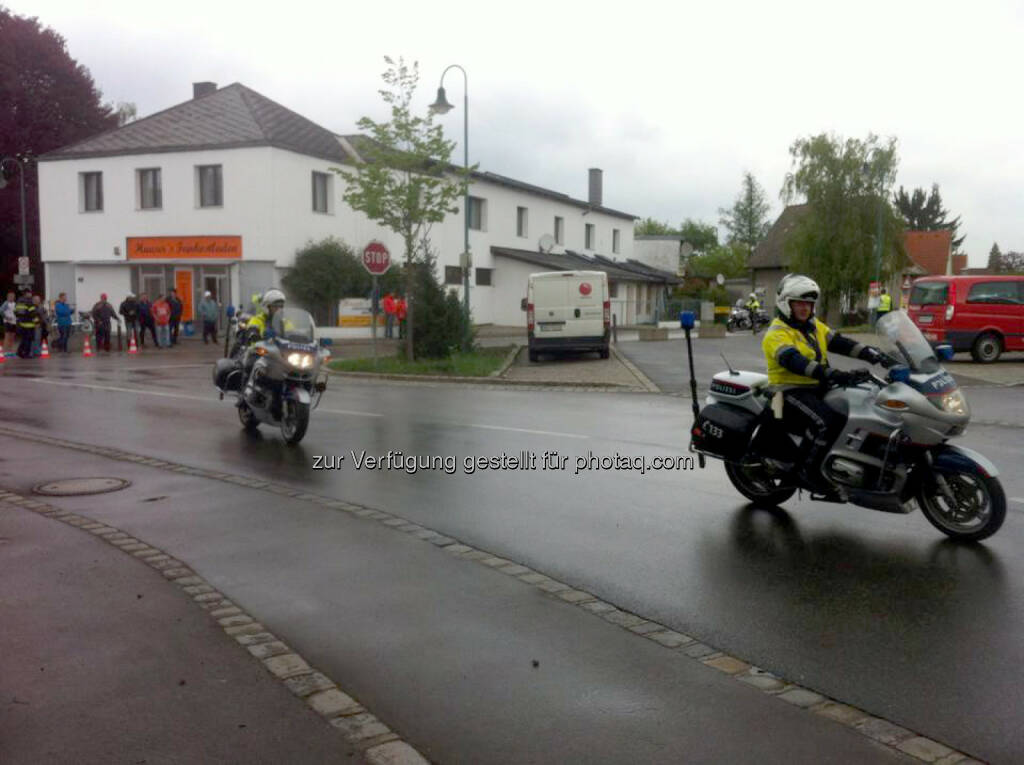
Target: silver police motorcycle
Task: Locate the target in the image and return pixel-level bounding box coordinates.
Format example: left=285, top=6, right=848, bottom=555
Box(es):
left=213, top=308, right=330, bottom=444
left=690, top=311, right=1006, bottom=542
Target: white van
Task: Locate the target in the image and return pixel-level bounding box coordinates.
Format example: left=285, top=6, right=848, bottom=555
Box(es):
left=525, top=270, right=610, bottom=362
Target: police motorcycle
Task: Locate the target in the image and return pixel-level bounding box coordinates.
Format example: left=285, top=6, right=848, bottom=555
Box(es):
left=689, top=310, right=1005, bottom=542
left=213, top=308, right=330, bottom=445
left=726, top=300, right=770, bottom=332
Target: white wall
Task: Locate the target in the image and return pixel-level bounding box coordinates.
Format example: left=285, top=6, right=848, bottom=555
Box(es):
left=633, top=239, right=681, bottom=274
left=72, top=265, right=131, bottom=314
left=39, top=146, right=636, bottom=327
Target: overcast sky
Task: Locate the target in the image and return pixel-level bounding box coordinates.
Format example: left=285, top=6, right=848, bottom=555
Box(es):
left=16, top=0, right=1024, bottom=266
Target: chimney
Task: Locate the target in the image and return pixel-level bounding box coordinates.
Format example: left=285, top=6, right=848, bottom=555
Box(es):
left=193, top=82, right=217, bottom=99
left=588, top=168, right=603, bottom=207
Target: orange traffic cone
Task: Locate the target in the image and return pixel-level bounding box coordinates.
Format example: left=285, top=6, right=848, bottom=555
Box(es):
left=82, top=335, right=94, bottom=358
left=40, top=339, right=50, bottom=358
left=128, top=331, right=138, bottom=355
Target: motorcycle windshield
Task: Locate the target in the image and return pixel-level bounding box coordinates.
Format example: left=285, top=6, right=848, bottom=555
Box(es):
left=270, top=308, right=316, bottom=345
left=875, top=310, right=940, bottom=373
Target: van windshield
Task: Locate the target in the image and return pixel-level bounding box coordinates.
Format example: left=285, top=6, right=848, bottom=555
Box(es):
left=909, top=282, right=948, bottom=306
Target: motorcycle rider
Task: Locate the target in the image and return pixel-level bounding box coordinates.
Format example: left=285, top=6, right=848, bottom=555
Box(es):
left=239, top=289, right=287, bottom=416
left=745, top=292, right=763, bottom=332
left=761, top=274, right=887, bottom=493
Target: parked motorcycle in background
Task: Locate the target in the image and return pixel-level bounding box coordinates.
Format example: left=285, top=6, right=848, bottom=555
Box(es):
left=689, top=311, right=1006, bottom=542
left=726, top=301, right=770, bottom=332
left=213, top=307, right=331, bottom=444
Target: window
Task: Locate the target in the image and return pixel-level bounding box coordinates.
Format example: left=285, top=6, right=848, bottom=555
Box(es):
left=197, top=165, right=223, bottom=207
left=468, top=196, right=486, bottom=231
left=609, top=281, right=618, bottom=298
left=554, top=216, right=564, bottom=245
left=516, top=207, right=528, bottom=238
left=80, top=172, right=103, bottom=212
left=312, top=172, right=330, bottom=213
left=909, top=282, right=948, bottom=306
left=475, top=268, right=492, bottom=286
left=967, top=281, right=1022, bottom=304
left=585, top=223, right=595, bottom=250
left=138, top=168, right=162, bottom=209
left=612, top=229, right=621, bottom=254
left=445, top=266, right=464, bottom=285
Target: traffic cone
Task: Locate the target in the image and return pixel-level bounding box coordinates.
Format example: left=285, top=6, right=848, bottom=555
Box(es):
left=128, top=331, right=138, bottom=355
left=82, top=335, right=94, bottom=358
left=40, top=339, right=50, bottom=358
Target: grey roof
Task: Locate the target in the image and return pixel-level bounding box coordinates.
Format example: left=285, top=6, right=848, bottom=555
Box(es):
left=749, top=204, right=809, bottom=269
left=41, top=84, right=351, bottom=163
left=635, top=234, right=683, bottom=241
left=491, top=246, right=675, bottom=283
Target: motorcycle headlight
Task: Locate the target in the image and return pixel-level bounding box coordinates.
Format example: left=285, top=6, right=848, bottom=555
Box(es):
left=940, top=389, right=967, bottom=415
left=286, top=352, right=314, bottom=369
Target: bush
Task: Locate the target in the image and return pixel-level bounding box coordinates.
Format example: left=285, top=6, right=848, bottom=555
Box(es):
left=408, top=258, right=470, bottom=359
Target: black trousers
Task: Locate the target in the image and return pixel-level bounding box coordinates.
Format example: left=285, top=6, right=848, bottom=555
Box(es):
left=202, top=320, right=217, bottom=343
left=140, top=320, right=158, bottom=346
left=17, top=327, right=33, bottom=358
left=781, top=387, right=844, bottom=472
left=170, top=319, right=181, bottom=344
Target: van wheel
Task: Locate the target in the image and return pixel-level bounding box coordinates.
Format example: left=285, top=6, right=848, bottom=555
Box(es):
left=528, top=349, right=539, bottom=363
left=971, top=333, right=1002, bottom=363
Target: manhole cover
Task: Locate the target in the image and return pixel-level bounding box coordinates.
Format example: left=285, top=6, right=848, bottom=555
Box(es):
left=33, top=478, right=131, bottom=496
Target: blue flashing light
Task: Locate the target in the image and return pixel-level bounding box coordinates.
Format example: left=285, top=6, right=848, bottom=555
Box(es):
left=680, top=311, right=695, bottom=329
left=888, top=365, right=911, bottom=383
left=935, top=344, right=954, bottom=361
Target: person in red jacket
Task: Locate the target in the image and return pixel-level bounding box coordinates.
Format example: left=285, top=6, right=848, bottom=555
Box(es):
left=382, top=292, right=396, bottom=338
left=396, top=296, right=407, bottom=339
left=152, top=294, right=172, bottom=348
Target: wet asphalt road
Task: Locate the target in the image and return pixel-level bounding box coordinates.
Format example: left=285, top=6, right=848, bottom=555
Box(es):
left=3, top=351, right=1024, bottom=762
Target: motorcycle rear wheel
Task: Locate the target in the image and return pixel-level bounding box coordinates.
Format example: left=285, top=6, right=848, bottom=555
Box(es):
left=725, top=461, right=796, bottom=507
left=917, top=467, right=1006, bottom=542
left=280, top=400, right=310, bottom=445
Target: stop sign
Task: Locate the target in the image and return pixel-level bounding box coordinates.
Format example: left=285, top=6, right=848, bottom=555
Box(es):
left=362, top=241, right=391, bottom=275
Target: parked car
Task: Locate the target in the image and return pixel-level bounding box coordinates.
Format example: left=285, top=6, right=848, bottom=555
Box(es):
left=906, top=275, right=1024, bottom=363
left=524, top=270, right=610, bottom=362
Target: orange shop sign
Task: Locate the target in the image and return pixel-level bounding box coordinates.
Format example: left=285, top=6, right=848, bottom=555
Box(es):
left=127, top=236, right=242, bottom=260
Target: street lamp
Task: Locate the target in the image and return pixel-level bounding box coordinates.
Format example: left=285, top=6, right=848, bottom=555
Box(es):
left=429, top=64, right=471, bottom=351
left=0, top=155, right=29, bottom=270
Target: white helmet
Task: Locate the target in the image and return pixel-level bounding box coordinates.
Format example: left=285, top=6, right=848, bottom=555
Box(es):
left=749, top=292, right=757, bottom=299
left=776, top=273, right=819, bottom=319
left=261, top=289, right=286, bottom=310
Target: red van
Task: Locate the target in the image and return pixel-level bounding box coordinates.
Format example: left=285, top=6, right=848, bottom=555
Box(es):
left=906, top=275, right=1024, bottom=362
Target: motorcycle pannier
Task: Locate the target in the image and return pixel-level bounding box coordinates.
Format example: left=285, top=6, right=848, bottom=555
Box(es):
left=213, top=358, right=243, bottom=392
left=692, top=402, right=759, bottom=461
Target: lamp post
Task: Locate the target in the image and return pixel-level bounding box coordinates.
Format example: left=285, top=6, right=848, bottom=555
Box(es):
left=0, top=155, right=29, bottom=269
left=429, top=65, right=471, bottom=351
left=862, top=154, right=884, bottom=324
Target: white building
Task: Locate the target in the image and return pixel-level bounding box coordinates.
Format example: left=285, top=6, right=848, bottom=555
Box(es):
left=39, top=81, right=674, bottom=327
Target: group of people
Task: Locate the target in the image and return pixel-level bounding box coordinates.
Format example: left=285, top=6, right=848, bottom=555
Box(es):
left=1, top=287, right=224, bottom=356
left=380, top=293, right=407, bottom=339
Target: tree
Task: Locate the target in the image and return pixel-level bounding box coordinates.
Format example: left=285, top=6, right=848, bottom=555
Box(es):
left=1002, top=251, right=1024, bottom=273
left=781, top=133, right=907, bottom=325
left=281, top=238, right=402, bottom=326
left=0, top=8, right=118, bottom=289
left=407, top=246, right=468, bottom=359
left=987, top=243, right=1003, bottom=273
left=335, top=57, right=469, bottom=360
left=686, top=242, right=748, bottom=280
left=893, top=184, right=965, bottom=252
left=718, top=172, right=771, bottom=252
left=634, top=217, right=676, bottom=236
left=677, top=218, right=719, bottom=254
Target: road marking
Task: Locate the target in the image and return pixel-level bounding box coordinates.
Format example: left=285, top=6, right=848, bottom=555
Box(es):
left=468, top=423, right=590, bottom=440
left=1011, top=497, right=1024, bottom=505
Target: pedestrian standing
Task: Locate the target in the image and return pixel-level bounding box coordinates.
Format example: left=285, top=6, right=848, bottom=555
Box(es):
left=152, top=294, right=172, bottom=348
left=119, top=293, right=140, bottom=345
left=54, top=293, right=72, bottom=352
left=382, top=292, right=396, bottom=339
left=198, top=290, right=219, bottom=344
left=167, top=289, right=183, bottom=345
left=396, top=295, right=407, bottom=339
left=91, top=293, right=118, bottom=352
left=32, top=295, right=49, bottom=356
left=1, top=291, right=17, bottom=356
left=14, top=289, right=38, bottom=359
left=138, top=295, right=158, bottom=347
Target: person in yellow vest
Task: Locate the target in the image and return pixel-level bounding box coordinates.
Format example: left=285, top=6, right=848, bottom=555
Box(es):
left=876, top=287, right=893, bottom=320
left=761, top=274, right=887, bottom=493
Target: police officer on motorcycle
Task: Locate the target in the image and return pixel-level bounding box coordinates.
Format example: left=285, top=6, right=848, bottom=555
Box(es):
left=239, top=289, right=287, bottom=408
left=761, top=274, right=887, bottom=493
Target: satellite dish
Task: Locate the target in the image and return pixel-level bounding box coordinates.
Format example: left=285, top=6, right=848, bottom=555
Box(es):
left=680, top=242, right=694, bottom=258
left=716, top=273, right=725, bottom=286
left=538, top=234, right=555, bottom=253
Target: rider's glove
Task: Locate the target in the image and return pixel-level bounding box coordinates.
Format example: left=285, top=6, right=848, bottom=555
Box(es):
left=825, top=368, right=855, bottom=387
left=860, top=346, right=885, bottom=365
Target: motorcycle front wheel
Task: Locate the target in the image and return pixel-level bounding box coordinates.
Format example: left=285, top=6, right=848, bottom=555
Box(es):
left=725, top=461, right=796, bottom=507
left=917, top=466, right=1006, bottom=542
left=238, top=402, right=260, bottom=432
left=280, top=399, right=310, bottom=445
